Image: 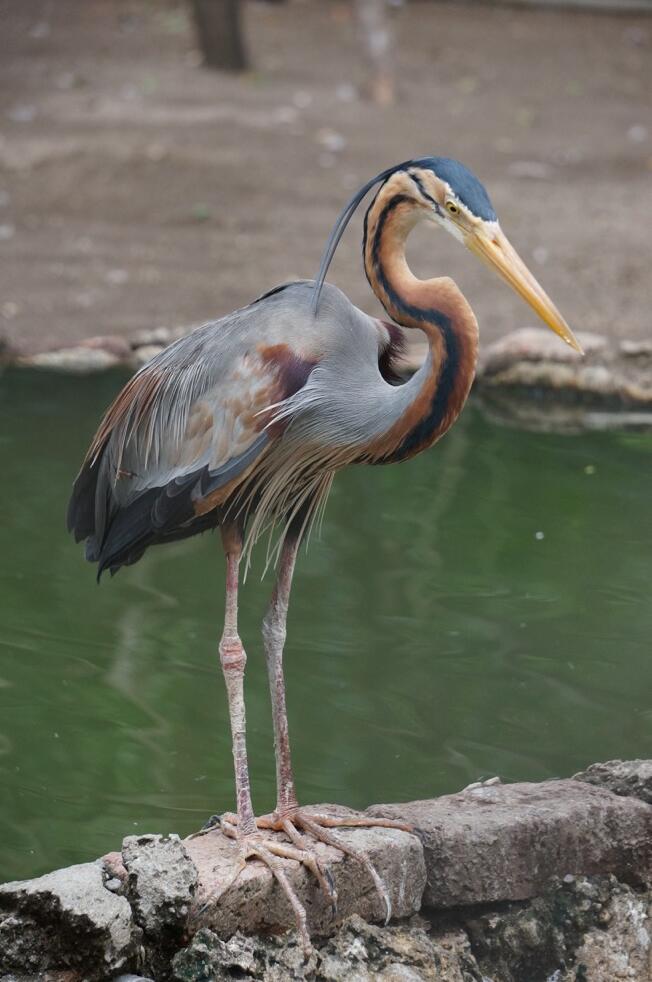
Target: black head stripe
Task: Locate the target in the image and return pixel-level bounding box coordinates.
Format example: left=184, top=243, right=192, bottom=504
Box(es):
left=407, top=169, right=441, bottom=214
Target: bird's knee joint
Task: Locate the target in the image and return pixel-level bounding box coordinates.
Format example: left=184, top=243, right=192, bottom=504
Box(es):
left=219, top=636, right=246, bottom=674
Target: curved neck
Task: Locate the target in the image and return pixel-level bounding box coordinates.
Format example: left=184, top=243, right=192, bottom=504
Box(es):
left=362, top=175, right=479, bottom=462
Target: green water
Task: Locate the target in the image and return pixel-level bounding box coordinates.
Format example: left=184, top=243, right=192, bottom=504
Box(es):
left=0, top=368, right=650, bottom=883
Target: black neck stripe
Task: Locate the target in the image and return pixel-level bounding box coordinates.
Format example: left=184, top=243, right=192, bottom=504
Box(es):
left=366, top=192, right=461, bottom=463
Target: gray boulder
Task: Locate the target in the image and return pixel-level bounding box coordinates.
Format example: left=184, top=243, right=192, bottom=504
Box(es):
left=369, top=778, right=652, bottom=908
left=0, top=861, right=139, bottom=980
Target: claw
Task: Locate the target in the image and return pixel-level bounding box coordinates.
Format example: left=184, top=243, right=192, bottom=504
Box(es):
left=202, top=812, right=222, bottom=830
left=324, top=865, right=337, bottom=916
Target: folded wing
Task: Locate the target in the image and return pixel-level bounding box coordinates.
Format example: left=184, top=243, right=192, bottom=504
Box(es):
left=67, top=302, right=317, bottom=576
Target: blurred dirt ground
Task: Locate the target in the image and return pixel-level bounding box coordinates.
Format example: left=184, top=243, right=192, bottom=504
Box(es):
left=0, top=0, right=650, bottom=356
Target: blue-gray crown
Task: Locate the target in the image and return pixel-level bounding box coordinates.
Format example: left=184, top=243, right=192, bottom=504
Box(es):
left=413, top=157, right=497, bottom=222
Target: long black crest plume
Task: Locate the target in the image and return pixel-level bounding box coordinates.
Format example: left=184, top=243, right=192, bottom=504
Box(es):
left=311, top=160, right=412, bottom=314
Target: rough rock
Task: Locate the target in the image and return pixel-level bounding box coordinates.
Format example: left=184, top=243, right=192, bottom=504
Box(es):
left=77, top=334, right=132, bottom=359
left=368, top=779, right=652, bottom=908
left=2, top=770, right=651, bottom=979
left=480, top=328, right=608, bottom=371
left=183, top=808, right=426, bottom=938
left=575, top=759, right=652, bottom=806
left=0, top=861, right=139, bottom=980
left=0, top=974, right=82, bottom=982
left=171, top=915, right=484, bottom=982
left=172, top=877, right=652, bottom=981
left=130, top=326, right=188, bottom=349
left=461, top=875, right=651, bottom=982
left=121, top=833, right=198, bottom=935
left=564, top=883, right=651, bottom=981
left=475, top=395, right=652, bottom=435
left=119, top=834, right=198, bottom=979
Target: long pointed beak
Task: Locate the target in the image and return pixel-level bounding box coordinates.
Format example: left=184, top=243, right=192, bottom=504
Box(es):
left=465, top=223, right=583, bottom=353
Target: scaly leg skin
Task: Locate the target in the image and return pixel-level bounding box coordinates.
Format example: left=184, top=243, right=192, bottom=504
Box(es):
left=210, top=526, right=319, bottom=954
left=256, top=529, right=416, bottom=924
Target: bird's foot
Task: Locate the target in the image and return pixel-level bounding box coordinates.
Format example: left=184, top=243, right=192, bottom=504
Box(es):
left=190, top=806, right=416, bottom=951
left=220, top=805, right=416, bottom=931
left=191, top=818, right=320, bottom=955
left=218, top=814, right=341, bottom=955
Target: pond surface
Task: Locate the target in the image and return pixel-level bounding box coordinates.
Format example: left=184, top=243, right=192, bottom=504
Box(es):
left=1, top=369, right=650, bottom=882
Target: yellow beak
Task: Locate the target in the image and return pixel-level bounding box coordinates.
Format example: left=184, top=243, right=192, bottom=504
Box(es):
left=465, top=224, right=583, bottom=354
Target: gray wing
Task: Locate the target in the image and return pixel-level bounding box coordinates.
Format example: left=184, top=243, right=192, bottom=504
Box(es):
left=66, top=281, right=396, bottom=574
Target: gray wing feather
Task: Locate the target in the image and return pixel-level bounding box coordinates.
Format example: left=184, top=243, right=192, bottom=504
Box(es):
left=68, top=279, right=410, bottom=572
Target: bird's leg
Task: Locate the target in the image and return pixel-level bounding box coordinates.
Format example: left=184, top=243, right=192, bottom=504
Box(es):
left=212, top=528, right=416, bottom=941
left=261, top=530, right=300, bottom=816
left=218, top=526, right=256, bottom=837
left=212, top=526, right=317, bottom=953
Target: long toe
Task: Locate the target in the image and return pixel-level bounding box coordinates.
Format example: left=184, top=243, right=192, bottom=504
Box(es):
left=243, top=839, right=313, bottom=956
left=210, top=823, right=331, bottom=951
left=279, top=817, right=338, bottom=915
left=295, top=812, right=393, bottom=924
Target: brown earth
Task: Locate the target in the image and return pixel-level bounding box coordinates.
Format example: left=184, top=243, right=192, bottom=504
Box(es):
left=0, top=0, right=650, bottom=357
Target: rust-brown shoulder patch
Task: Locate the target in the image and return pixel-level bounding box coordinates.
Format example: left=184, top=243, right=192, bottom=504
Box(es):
left=255, top=343, right=319, bottom=434
left=258, top=343, right=319, bottom=395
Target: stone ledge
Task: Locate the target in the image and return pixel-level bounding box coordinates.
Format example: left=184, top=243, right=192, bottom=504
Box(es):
left=1, top=768, right=650, bottom=980
left=170, top=878, right=652, bottom=982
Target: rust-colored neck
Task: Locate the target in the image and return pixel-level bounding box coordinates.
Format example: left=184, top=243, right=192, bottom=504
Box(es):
left=363, top=174, right=479, bottom=462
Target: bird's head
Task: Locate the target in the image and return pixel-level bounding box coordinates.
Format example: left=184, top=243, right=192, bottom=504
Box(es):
left=314, top=156, right=582, bottom=353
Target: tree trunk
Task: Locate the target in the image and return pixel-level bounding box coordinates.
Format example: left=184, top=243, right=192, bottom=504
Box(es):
left=191, top=0, right=248, bottom=72
left=355, top=0, right=395, bottom=106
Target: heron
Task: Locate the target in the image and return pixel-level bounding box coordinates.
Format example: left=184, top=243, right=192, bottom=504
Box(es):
left=68, top=156, right=581, bottom=947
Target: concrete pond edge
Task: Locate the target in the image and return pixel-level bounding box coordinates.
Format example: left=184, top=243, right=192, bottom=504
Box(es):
left=1, top=759, right=650, bottom=981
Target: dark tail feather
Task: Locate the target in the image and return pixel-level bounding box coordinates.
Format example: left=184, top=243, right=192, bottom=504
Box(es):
left=94, top=487, right=161, bottom=578
left=67, top=434, right=270, bottom=579
left=94, top=469, right=224, bottom=579
left=67, top=460, right=100, bottom=542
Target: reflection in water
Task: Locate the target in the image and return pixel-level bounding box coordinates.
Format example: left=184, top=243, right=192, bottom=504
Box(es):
left=0, top=368, right=651, bottom=881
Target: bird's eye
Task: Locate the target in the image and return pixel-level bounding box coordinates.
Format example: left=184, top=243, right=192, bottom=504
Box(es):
left=445, top=200, right=460, bottom=216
